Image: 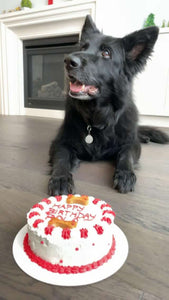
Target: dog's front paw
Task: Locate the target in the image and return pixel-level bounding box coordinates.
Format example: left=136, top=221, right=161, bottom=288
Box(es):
left=48, top=173, right=75, bottom=196
left=113, top=169, right=136, bottom=193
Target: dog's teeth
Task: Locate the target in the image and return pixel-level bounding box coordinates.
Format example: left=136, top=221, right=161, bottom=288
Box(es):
left=82, top=84, right=85, bottom=91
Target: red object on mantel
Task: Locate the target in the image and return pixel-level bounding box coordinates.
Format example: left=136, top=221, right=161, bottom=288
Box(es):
left=48, top=0, right=53, bottom=5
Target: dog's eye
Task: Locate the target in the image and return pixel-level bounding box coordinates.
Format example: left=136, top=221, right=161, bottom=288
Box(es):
left=102, top=49, right=111, bottom=58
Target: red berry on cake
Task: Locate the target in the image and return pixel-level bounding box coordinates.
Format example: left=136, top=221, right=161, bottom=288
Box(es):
left=28, top=211, right=40, bottom=218
left=94, top=224, right=104, bottom=234
left=33, top=219, right=44, bottom=228
left=80, top=228, right=88, bottom=238
left=62, top=228, right=71, bottom=239
left=41, top=198, right=51, bottom=205
left=32, top=203, right=44, bottom=210
left=44, top=225, right=54, bottom=235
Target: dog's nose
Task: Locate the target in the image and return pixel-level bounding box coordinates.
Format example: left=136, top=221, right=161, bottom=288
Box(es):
left=64, top=55, right=81, bottom=69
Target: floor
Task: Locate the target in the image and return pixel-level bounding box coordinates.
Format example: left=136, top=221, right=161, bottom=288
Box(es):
left=0, top=116, right=169, bottom=300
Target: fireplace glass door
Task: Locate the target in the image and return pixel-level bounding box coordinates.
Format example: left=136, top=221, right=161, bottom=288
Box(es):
left=23, top=35, right=79, bottom=110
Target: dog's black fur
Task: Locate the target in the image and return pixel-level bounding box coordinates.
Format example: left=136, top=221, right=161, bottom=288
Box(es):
left=48, top=15, right=169, bottom=195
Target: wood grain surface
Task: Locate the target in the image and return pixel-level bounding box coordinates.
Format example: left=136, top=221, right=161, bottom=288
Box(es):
left=0, top=116, right=169, bottom=300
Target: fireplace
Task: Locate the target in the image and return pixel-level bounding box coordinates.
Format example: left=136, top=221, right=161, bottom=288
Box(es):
left=23, top=35, right=79, bottom=110
left=0, top=0, right=97, bottom=117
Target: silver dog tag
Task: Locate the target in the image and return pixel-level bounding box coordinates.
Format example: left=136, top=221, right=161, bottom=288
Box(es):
left=85, top=134, right=93, bottom=144
left=85, top=125, right=93, bottom=144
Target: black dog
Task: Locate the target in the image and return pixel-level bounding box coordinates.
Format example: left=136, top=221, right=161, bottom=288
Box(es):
left=48, top=15, right=168, bottom=195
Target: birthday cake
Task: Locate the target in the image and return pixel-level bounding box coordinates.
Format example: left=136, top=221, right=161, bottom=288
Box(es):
left=24, top=194, right=116, bottom=274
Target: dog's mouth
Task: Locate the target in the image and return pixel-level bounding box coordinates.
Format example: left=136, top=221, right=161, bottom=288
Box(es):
left=69, top=80, right=99, bottom=100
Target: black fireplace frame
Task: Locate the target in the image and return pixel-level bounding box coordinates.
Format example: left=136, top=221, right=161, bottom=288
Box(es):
left=23, top=35, right=79, bottom=110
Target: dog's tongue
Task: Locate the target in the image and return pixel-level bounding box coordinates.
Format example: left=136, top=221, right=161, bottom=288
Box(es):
left=70, top=82, right=98, bottom=95
left=70, top=82, right=83, bottom=93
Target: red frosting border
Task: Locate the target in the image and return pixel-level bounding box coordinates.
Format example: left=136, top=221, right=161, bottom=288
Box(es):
left=23, top=233, right=116, bottom=274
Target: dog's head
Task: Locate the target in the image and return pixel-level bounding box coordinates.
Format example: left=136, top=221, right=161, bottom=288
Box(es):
left=64, top=15, right=159, bottom=101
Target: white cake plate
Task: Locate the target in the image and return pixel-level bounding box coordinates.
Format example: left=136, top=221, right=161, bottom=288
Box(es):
left=12, top=224, right=128, bottom=286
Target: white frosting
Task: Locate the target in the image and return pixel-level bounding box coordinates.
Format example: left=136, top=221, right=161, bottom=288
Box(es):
left=27, top=194, right=115, bottom=266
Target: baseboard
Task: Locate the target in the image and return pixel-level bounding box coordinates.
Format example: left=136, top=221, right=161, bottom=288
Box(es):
left=24, top=108, right=65, bottom=119
left=139, top=115, right=169, bottom=128
left=24, top=108, right=169, bottom=127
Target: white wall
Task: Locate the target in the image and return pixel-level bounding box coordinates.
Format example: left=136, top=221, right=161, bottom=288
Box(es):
left=0, top=0, right=47, bottom=11
left=1, top=0, right=169, bottom=35
left=98, top=0, right=169, bottom=37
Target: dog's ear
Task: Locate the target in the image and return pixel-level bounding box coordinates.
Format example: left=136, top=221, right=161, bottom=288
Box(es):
left=80, top=15, right=100, bottom=42
left=123, top=26, right=159, bottom=75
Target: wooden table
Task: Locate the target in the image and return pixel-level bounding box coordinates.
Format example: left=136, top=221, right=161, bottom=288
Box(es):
left=0, top=116, right=169, bottom=300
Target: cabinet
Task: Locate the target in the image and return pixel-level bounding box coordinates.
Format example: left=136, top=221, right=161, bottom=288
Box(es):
left=134, top=29, right=169, bottom=117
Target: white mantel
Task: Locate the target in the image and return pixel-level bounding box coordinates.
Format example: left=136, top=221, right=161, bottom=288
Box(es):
left=0, top=0, right=97, bottom=117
